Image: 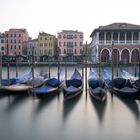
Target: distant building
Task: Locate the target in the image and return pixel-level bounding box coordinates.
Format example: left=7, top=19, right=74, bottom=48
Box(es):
left=27, top=38, right=39, bottom=61
left=5, top=28, right=30, bottom=56
left=0, top=33, right=5, bottom=55
left=90, top=23, right=140, bottom=64
left=57, top=30, right=84, bottom=60
left=38, top=32, right=57, bottom=61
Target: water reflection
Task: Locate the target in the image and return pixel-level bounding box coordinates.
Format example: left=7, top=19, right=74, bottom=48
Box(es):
left=34, top=94, right=59, bottom=115
left=62, top=94, right=81, bottom=122
left=89, top=95, right=107, bottom=124
left=5, top=95, right=28, bottom=114
left=116, top=96, right=140, bottom=121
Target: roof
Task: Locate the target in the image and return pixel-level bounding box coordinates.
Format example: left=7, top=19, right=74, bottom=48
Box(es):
left=39, top=32, right=53, bottom=36
left=59, top=30, right=83, bottom=34
left=90, top=22, right=140, bottom=37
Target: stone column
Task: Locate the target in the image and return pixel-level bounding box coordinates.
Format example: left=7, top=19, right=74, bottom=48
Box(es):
left=118, top=32, right=120, bottom=44
left=132, top=32, right=133, bottom=44
left=125, top=32, right=127, bottom=44
left=104, top=32, right=106, bottom=44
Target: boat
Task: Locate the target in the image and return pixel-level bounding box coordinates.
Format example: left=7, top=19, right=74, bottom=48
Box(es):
left=63, top=69, right=83, bottom=100
left=0, top=71, right=46, bottom=95
left=102, top=69, right=140, bottom=99
left=121, top=70, right=140, bottom=89
left=1, top=70, right=32, bottom=86
left=121, top=70, right=138, bottom=81
left=34, top=70, right=65, bottom=98
left=88, top=71, right=107, bottom=101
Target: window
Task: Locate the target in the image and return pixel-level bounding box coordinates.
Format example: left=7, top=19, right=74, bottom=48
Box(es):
left=64, top=42, right=65, bottom=46
left=67, top=42, right=73, bottom=47
left=75, top=42, right=77, bottom=46
left=80, top=42, right=82, bottom=46
left=80, top=34, right=83, bottom=38
left=19, top=40, right=21, bottom=43
left=1, top=40, right=4, bottom=43
left=6, top=40, right=8, bottom=43
left=19, top=45, right=21, bottom=49
left=14, top=45, right=16, bottom=49
left=44, top=43, right=47, bottom=46
left=19, top=52, right=21, bottom=55
left=75, top=34, right=77, bottom=38
left=11, top=40, right=13, bottom=43
left=15, top=52, right=17, bottom=55
left=14, top=34, right=16, bottom=37
left=6, top=34, right=8, bottom=37
left=67, top=34, right=73, bottom=39
left=11, top=45, right=13, bottom=49
left=1, top=46, right=4, bottom=50
left=50, top=37, right=52, bottom=40
left=40, top=43, right=43, bottom=46
left=64, top=49, right=66, bottom=54
left=14, top=40, right=16, bottom=43
left=59, top=42, right=61, bottom=47
left=80, top=49, right=82, bottom=54
left=10, top=34, right=13, bottom=37
left=45, top=37, right=47, bottom=40
left=40, top=37, right=42, bottom=40
left=63, top=35, right=66, bottom=39
left=58, top=35, right=61, bottom=39
left=75, top=49, right=77, bottom=54
left=19, top=34, right=21, bottom=37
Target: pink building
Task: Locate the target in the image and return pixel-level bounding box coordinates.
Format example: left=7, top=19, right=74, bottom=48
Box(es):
left=5, top=29, right=30, bottom=56
left=57, top=30, right=84, bottom=56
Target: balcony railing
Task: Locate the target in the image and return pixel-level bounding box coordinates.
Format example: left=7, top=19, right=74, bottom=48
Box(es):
left=99, top=40, right=140, bottom=45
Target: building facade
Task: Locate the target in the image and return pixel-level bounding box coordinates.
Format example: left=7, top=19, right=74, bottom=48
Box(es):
left=5, top=29, right=30, bottom=56
left=38, top=32, right=57, bottom=61
left=27, top=39, right=39, bottom=61
left=57, top=30, right=84, bottom=59
left=0, top=33, right=5, bottom=55
left=90, top=23, right=140, bottom=64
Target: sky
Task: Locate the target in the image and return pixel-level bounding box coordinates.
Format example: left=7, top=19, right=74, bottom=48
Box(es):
left=0, top=0, right=140, bottom=43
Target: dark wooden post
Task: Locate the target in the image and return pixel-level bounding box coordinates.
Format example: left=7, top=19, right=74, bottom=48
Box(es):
left=31, top=45, right=35, bottom=93
left=48, top=52, right=51, bottom=79
left=0, top=52, right=2, bottom=87
left=65, top=56, right=67, bottom=81
left=111, top=41, right=114, bottom=82
left=15, top=54, right=18, bottom=77
left=7, top=43, right=10, bottom=86
left=85, top=41, right=88, bottom=95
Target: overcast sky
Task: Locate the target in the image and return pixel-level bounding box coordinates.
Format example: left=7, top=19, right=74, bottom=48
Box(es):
left=0, top=0, right=140, bottom=43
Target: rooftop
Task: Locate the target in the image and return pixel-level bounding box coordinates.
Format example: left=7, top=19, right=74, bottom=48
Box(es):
left=90, top=22, right=140, bottom=37
left=39, top=32, right=54, bottom=36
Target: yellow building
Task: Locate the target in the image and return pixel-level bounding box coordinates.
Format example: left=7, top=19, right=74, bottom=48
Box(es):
left=38, top=32, right=57, bottom=58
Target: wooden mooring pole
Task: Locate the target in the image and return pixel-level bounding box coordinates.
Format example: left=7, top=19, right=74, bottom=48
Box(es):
left=85, top=41, right=88, bottom=96
left=0, top=52, right=2, bottom=87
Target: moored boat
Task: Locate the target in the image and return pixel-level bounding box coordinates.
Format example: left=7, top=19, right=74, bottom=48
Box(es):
left=88, top=71, right=107, bottom=101
left=34, top=70, right=65, bottom=98
left=63, top=69, right=83, bottom=100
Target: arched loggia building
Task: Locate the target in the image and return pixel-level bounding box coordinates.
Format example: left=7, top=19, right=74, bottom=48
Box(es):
left=90, top=22, right=140, bottom=64
left=131, top=48, right=139, bottom=62
left=100, top=48, right=110, bottom=62
left=121, top=48, right=130, bottom=64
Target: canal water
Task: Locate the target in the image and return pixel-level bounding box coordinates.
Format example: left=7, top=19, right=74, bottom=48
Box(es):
left=0, top=66, right=140, bottom=140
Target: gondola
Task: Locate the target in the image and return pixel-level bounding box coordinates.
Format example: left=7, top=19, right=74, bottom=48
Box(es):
left=88, top=71, right=107, bottom=101
left=63, top=69, right=83, bottom=100
left=0, top=71, right=45, bottom=95
left=1, top=70, right=32, bottom=86
left=34, top=70, right=65, bottom=98
left=102, top=69, right=140, bottom=99
left=121, top=70, right=140, bottom=89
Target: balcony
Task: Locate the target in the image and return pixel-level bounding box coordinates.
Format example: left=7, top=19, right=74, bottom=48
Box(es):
left=99, top=40, right=140, bottom=45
